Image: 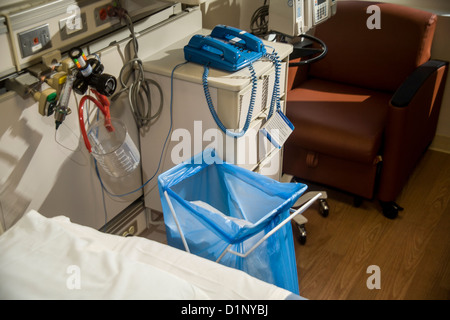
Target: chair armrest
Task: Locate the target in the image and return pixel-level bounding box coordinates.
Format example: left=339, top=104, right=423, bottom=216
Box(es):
left=391, top=60, right=448, bottom=107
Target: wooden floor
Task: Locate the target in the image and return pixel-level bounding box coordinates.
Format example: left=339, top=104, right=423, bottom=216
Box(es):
left=293, top=150, right=450, bottom=300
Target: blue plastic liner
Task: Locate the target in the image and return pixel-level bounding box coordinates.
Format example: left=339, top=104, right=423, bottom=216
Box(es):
left=158, top=149, right=307, bottom=294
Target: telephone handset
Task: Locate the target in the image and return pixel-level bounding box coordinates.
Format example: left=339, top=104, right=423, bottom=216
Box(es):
left=184, top=25, right=266, bottom=72
left=210, top=24, right=266, bottom=54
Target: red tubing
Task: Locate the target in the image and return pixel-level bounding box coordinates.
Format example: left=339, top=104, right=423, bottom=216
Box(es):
left=78, top=90, right=114, bottom=153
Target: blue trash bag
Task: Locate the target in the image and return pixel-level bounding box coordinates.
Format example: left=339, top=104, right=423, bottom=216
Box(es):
left=158, top=149, right=307, bottom=294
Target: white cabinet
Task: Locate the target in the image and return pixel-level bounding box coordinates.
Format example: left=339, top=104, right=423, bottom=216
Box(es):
left=140, top=30, right=292, bottom=212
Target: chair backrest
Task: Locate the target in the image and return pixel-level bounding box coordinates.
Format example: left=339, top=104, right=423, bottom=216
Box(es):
left=309, top=1, right=437, bottom=92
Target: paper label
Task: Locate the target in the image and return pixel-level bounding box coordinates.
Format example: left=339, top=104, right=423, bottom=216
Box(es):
left=260, top=110, right=294, bottom=149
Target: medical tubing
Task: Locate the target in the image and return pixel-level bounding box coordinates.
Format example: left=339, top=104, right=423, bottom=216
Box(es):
left=78, top=90, right=112, bottom=153
left=203, top=63, right=258, bottom=138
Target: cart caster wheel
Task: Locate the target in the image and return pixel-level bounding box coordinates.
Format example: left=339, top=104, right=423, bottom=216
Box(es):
left=380, top=201, right=404, bottom=219
left=297, top=224, right=307, bottom=245
left=319, top=199, right=329, bottom=217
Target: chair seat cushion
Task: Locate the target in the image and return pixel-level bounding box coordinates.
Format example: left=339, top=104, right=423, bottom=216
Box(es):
left=286, top=78, right=391, bottom=164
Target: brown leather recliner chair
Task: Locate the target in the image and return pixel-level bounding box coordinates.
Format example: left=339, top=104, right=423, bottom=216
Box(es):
left=283, top=1, right=448, bottom=218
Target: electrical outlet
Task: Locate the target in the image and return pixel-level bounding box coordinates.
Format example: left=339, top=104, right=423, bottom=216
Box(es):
left=59, top=12, right=88, bottom=40
left=94, top=3, right=116, bottom=27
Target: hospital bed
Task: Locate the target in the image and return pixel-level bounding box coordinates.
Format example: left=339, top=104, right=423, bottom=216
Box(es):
left=0, top=210, right=303, bottom=300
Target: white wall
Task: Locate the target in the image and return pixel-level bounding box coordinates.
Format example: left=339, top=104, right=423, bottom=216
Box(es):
left=201, top=0, right=450, bottom=152
left=201, top=0, right=263, bottom=31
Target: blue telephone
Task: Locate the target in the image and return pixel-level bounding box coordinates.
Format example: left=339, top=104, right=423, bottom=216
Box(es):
left=184, top=25, right=266, bottom=72
left=183, top=25, right=282, bottom=139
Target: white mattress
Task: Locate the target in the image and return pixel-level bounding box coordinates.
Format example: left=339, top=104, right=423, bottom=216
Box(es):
left=0, top=210, right=300, bottom=300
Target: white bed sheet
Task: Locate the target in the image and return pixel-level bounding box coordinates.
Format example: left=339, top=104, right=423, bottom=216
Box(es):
left=0, top=210, right=299, bottom=300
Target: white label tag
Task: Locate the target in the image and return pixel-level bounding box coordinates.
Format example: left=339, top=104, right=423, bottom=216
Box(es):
left=260, top=110, right=294, bottom=149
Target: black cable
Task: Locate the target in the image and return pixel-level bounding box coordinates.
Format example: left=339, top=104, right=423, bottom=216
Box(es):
left=111, top=11, right=164, bottom=131
left=250, top=1, right=269, bottom=36
left=288, top=33, right=328, bottom=65
left=251, top=0, right=328, bottom=65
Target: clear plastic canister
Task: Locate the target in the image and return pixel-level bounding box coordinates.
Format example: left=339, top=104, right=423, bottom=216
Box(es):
left=87, top=118, right=140, bottom=177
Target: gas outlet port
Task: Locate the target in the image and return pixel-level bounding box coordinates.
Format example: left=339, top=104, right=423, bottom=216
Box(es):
left=18, top=24, right=52, bottom=58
